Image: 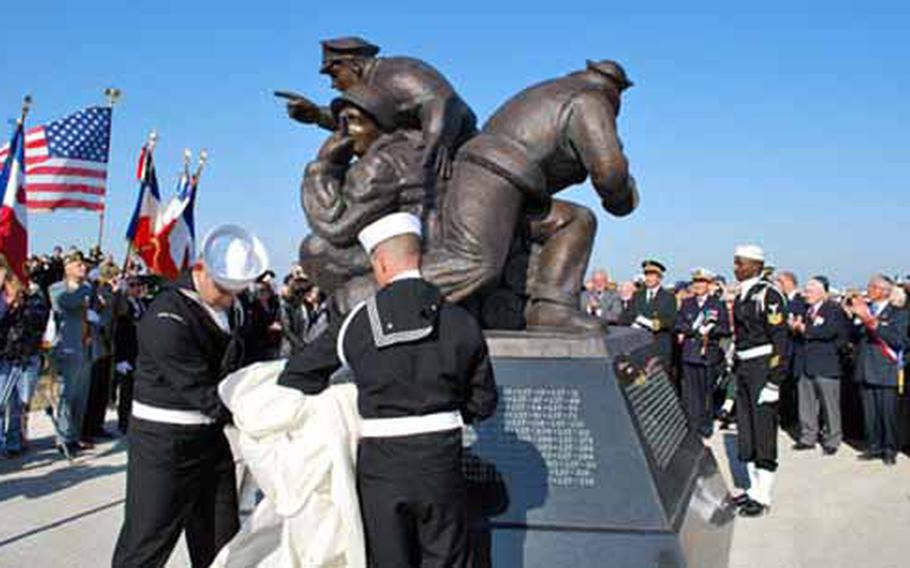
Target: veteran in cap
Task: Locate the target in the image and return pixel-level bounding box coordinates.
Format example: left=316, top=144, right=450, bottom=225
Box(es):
left=113, top=225, right=269, bottom=568
left=674, top=268, right=731, bottom=438
left=280, top=212, right=498, bottom=568
left=621, top=259, right=678, bottom=368
left=47, top=250, right=94, bottom=453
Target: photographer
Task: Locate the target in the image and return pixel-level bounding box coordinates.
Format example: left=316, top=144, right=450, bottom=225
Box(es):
left=279, top=273, right=310, bottom=356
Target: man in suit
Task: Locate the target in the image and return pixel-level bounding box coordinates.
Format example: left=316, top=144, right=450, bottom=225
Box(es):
left=777, top=270, right=806, bottom=428
left=279, top=212, right=497, bottom=567
left=849, top=274, right=908, bottom=466
left=674, top=268, right=731, bottom=438
left=622, top=260, right=678, bottom=370
left=581, top=269, right=623, bottom=324
left=791, top=276, right=848, bottom=454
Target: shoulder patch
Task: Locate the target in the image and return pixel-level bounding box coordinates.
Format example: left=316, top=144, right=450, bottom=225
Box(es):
left=157, top=312, right=186, bottom=325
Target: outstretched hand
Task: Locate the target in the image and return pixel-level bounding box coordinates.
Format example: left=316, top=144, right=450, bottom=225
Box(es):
left=286, top=96, right=323, bottom=124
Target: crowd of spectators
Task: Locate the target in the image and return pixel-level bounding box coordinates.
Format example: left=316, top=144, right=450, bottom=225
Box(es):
left=0, top=246, right=328, bottom=460
left=582, top=265, right=910, bottom=465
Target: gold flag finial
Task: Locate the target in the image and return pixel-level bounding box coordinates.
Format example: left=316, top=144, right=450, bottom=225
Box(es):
left=104, top=87, right=122, bottom=108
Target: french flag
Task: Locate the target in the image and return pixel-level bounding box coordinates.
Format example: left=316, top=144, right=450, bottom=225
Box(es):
left=151, top=171, right=197, bottom=279
left=125, top=142, right=161, bottom=269
left=0, top=120, right=28, bottom=284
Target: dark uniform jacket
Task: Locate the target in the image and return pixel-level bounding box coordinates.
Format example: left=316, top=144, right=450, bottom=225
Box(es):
left=732, top=278, right=789, bottom=385
left=278, top=277, right=497, bottom=423
left=798, top=300, right=848, bottom=379
left=621, top=287, right=678, bottom=367
left=113, top=295, right=145, bottom=366
left=674, top=294, right=731, bottom=366
left=786, top=292, right=808, bottom=378
left=852, top=303, right=908, bottom=388
left=132, top=275, right=246, bottom=424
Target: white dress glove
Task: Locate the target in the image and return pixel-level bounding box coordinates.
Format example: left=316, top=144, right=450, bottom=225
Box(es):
left=86, top=309, right=101, bottom=324
left=115, top=361, right=133, bottom=375
left=758, top=384, right=780, bottom=405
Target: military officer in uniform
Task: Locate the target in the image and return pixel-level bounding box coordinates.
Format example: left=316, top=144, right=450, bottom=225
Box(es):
left=299, top=83, right=438, bottom=295
left=729, top=245, right=789, bottom=517
left=285, top=36, right=476, bottom=177
left=279, top=212, right=498, bottom=567
left=674, top=268, right=731, bottom=438
left=621, top=260, right=678, bottom=369
left=113, top=225, right=269, bottom=568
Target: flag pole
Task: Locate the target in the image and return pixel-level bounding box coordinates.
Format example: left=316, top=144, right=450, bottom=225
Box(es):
left=121, top=129, right=157, bottom=276
left=97, top=87, right=121, bottom=251
left=18, top=94, right=32, bottom=126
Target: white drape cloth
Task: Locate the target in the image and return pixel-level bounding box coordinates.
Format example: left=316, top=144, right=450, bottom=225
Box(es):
left=212, top=361, right=365, bottom=568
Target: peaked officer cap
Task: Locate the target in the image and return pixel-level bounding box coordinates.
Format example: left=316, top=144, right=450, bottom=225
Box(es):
left=320, top=36, right=380, bottom=73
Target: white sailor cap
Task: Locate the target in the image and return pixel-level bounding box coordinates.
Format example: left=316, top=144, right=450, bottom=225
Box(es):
left=200, top=224, right=270, bottom=292
left=357, top=212, right=422, bottom=254
left=734, top=244, right=765, bottom=262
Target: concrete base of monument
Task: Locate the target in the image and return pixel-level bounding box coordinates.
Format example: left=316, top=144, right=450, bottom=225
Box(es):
left=465, top=326, right=735, bottom=568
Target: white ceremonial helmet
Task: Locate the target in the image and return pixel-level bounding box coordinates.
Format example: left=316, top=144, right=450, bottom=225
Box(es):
left=734, top=244, right=765, bottom=262
left=200, top=224, right=270, bottom=292
left=357, top=212, right=422, bottom=254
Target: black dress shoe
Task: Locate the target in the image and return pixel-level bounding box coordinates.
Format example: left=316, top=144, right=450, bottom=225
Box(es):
left=883, top=453, right=897, bottom=466
left=729, top=493, right=750, bottom=507
left=792, top=442, right=815, bottom=451
left=858, top=450, right=882, bottom=461
left=738, top=499, right=770, bottom=517
left=822, top=446, right=838, bottom=456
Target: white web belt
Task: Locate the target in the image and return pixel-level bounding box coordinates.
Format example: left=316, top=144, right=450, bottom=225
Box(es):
left=360, top=410, right=464, bottom=438
left=736, top=344, right=773, bottom=360
left=132, top=400, right=215, bottom=426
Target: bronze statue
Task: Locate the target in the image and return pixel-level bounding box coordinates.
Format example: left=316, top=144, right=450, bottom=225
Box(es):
left=286, top=42, right=639, bottom=332
left=298, top=84, right=438, bottom=293
left=422, top=60, right=638, bottom=331
left=281, top=36, right=476, bottom=178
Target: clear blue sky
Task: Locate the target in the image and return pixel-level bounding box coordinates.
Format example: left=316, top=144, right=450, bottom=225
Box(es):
left=2, top=1, right=907, bottom=287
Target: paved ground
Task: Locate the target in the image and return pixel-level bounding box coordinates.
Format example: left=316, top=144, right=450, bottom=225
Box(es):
left=1, top=411, right=908, bottom=568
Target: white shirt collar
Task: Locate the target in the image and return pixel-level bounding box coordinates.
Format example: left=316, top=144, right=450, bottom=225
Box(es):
left=390, top=269, right=422, bottom=283
left=739, top=276, right=762, bottom=300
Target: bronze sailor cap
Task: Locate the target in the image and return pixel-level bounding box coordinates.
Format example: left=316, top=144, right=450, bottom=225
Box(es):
left=330, top=83, right=398, bottom=132
left=586, top=59, right=634, bottom=90
left=320, top=36, right=380, bottom=73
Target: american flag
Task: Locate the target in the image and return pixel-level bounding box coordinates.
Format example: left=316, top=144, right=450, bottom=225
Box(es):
left=0, top=106, right=111, bottom=212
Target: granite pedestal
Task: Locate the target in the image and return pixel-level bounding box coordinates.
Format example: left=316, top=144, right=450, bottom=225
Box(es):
left=465, top=327, right=735, bottom=567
